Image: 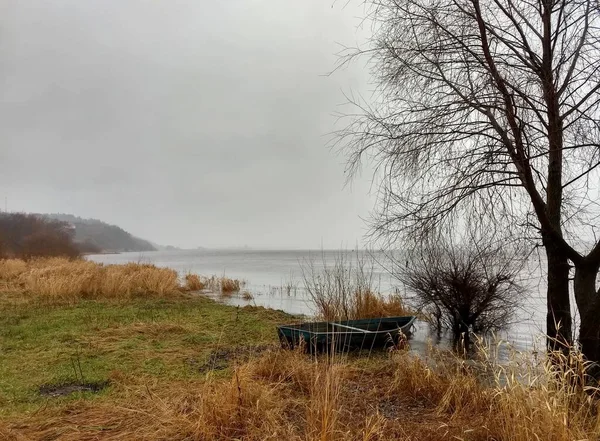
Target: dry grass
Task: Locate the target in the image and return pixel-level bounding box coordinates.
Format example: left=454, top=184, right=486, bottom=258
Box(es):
left=205, top=276, right=244, bottom=295
left=351, top=290, right=408, bottom=319
left=302, top=252, right=411, bottom=321
left=0, top=350, right=380, bottom=441
left=242, top=290, right=254, bottom=300
left=0, top=258, right=248, bottom=303
left=221, top=277, right=242, bottom=293
left=3, top=342, right=600, bottom=441
left=0, top=259, right=28, bottom=280
left=0, top=258, right=195, bottom=301
left=484, top=349, right=600, bottom=440
left=386, top=344, right=600, bottom=441
left=184, top=273, right=206, bottom=291
left=311, top=288, right=410, bottom=322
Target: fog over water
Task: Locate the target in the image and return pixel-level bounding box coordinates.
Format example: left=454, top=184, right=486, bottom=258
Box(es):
left=1, top=1, right=374, bottom=249
left=4, top=1, right=581, bottom=355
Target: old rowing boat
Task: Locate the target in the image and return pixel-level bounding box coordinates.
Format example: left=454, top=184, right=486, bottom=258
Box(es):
left=277, top=316, right=417, bottom=352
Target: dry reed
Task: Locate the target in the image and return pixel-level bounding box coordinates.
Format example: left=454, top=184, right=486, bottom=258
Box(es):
left=351, top=290, right=408, bottom=319
left=302, top=252, right=410, bottom=321
left=0, top=258, right=247, bottom=303
left=221, top=277, right=242, bottom=293
left=0, top=258, right=199, bottom=301
left=311, top=289, right=409, bottom=321
left=242, top=290, right=254, bottom=300
left=3, top=345, right=600, bottom=440
left=184, top=273, right=206, bottom=291
left=205, top=276, right=243, bottom=295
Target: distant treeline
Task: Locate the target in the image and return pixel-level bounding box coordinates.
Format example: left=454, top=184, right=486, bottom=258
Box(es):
left=0, top=213, right=94, bottom=259
left=0, top=213, right=157, bottom=259
left=41, top=214, right=156, bottom=253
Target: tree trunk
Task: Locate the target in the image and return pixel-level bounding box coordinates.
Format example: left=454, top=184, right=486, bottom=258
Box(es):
left=544, top=240, right=573, bottom=351
left=574, top=262, right=600, bottom=371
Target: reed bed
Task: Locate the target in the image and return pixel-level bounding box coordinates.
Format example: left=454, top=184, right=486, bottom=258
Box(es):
left=351, top=290, right=408, bottom=319
left=204, top=275, right=244, bottom=295
left=311, top=289, right=409, bottom=321
left=184, top=273, right=206, bottom=291
left=221, top=277, right=242, bottom=293
left=302, top=251, right=411, bottom=320
left=0, top=258, right=248, bottom=302
left=0, top=257, right=251, bottom=300
left=0, top=258, right=210, bottom=301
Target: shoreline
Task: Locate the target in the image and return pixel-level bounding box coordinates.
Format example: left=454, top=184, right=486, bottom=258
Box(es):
left=0, top=258, right=596, bottom=440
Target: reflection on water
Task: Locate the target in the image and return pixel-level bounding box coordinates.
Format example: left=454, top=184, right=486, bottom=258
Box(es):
left=87, top=249, right=551, bottom=355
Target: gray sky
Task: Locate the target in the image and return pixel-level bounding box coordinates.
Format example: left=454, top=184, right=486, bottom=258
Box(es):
left=0, top=0, right=376, bottom=249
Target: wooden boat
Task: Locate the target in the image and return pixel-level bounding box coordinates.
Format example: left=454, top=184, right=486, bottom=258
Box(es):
left=277, top=316, right=417, bottom=352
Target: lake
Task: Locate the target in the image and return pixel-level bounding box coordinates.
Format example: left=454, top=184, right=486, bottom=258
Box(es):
left=87, top=249, right=557, bottom=354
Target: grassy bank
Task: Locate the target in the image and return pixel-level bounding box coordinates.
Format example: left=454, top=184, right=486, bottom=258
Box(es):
left=0, top=296, right=290, bottom=417
left=1, top=259, right=600, bottom=440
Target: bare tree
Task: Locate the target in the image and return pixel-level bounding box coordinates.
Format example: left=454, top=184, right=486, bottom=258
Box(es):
left=0, top=213, right=81, bottom=259
left=397, top=235, right=523, bottom=347
left=339, top=0, right=600, bottom=363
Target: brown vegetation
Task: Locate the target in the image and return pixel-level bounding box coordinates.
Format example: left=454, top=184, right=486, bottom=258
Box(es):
left=205, top=276, right=243, bottom=295
left=184, top=273, right=206, bottom=291
left=310, top=288, right=409, bottom=321
left=302, top=253, right=410, bottom=320
left=221, top=277, right=242, bottom=293
left=0, top=258, right=599, bottom=440
left=350, top=290, right=407, bottom=320
left=0, top=258, right=185, bottom=301
left=1, top=345, right=599, bottom=441
left=0, top=258, right=250, bottom=303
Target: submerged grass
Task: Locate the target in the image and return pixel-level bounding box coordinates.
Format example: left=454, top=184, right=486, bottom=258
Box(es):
left=204, top=275, right=244, bottom=295
left=183, top=273, right=205, bottom=291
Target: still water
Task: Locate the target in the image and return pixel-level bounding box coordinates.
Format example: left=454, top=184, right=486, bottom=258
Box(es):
left=88, top=249, right=553, bottom=354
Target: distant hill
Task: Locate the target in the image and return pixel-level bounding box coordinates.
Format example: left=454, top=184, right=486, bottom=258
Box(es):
left=41, top=214, right=157, bottom=253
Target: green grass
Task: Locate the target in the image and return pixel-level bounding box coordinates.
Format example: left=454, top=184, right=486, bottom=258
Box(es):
left=0, top=295, right=294, bottom=416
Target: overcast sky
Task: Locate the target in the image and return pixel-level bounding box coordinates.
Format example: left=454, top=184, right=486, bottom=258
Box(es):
left=0, top=0, right=375, bottom=249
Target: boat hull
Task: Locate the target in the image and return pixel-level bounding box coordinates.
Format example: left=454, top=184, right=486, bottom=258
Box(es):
left=277, top=316, right=416, bottom=352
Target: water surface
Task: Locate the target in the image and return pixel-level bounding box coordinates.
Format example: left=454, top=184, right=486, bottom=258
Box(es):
left=88, top=249, right=552, bottom=354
